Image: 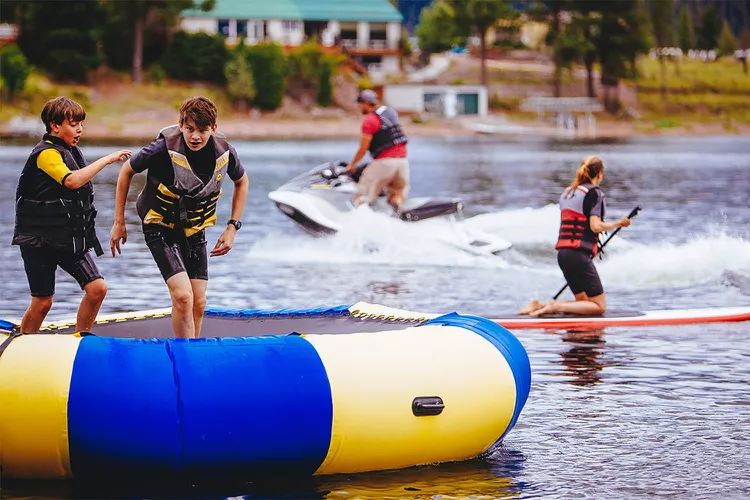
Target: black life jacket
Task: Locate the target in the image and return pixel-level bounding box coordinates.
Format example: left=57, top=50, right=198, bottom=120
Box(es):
left=12, top=135, right=102, bottom=256
left=136, top=125, right=231, bottom=236
left=555, top=184, right=606, bottom=256
left=367, top=106, right=407, bottom=159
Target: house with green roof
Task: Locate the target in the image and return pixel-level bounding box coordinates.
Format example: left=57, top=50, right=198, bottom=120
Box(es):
left=181, top=0, right=404, bottom=76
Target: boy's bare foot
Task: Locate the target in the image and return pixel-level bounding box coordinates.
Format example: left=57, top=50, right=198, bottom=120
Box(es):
left=518, top=298, right=543, bottom=315
left=529, top=300, right=558, bottom=317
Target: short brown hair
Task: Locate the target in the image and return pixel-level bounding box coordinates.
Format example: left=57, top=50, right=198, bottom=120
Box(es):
left=179, top=96, right=218, bottom=129
left=40, top=97, right=86, bottom=133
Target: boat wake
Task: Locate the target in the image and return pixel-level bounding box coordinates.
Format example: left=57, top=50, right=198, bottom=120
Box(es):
left=250, top=205, right=750, bottom=292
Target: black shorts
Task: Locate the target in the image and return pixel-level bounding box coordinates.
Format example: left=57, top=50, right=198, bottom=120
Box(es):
left=143, top=225, right=208, bottom=282
left=20, top=246, right=103, bottom=297
left=557, top=248, right=604, bottom=297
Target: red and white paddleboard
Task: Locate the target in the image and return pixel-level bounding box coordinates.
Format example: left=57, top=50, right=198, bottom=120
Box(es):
left=350, top=303, right=750, bottom=330
left=486, top=306, right=750, bottom=330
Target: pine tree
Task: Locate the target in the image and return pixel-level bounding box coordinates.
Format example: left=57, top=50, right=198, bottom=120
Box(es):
left=678, top=4, right=696, bottom=52
left=718, top=20, right=738, bottom=56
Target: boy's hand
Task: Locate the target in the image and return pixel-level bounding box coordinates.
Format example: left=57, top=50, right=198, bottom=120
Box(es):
left=110, top=222, right=127, bottom=256
left=108, top=150, right=132, bottom=164
left=210, top=227, right=236, bottom=257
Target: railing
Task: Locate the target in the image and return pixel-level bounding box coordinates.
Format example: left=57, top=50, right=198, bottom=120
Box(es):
left=521, top=97, right=603, bottom=113
left=340, top=39, right=394, bottom=50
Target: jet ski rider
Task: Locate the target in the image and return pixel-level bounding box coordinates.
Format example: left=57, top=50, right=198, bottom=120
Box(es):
left=345, top=89, right=409, bottom=212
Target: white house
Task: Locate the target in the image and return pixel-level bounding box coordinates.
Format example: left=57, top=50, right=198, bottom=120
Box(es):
left=181, top=0, right=404, bottom=75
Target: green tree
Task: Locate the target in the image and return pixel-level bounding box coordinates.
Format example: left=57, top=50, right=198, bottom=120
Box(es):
left=596, top=0, right=651, bottom=112
left=718, top=20, right=738, bottom=56
left=224, top=49, right=255, bottom=110
left=161, top=31, right=229, bottom=83
left=0, top=44, right=31, bottom=99
left=678, top=4, right=696, bottom=52
left=561, top=10, right=600, bottom=98
left=448, top=0, right=517, bottom=87
left=245, top=43, right=287, bottom=111
left=15, top=1, right=105, bottom=82
left=544, top=0, right=571, bottom=97
left=648, top=0, right=676, bottom=100
left=415, top=1, right=461, bottom=59
left=697, top=4, right=721, bottom=50
left=104, top=0, right=214, bottom=84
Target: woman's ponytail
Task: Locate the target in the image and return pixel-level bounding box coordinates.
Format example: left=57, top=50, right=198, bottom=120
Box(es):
left=567, top=156, right=604, bottom=195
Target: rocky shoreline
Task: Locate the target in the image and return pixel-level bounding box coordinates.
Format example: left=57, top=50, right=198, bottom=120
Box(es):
left=2, top=114, right=747, bottom=144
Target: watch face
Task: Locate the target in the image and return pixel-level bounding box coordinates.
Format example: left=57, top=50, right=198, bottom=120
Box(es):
left=230, top=220, right=242, bottom=230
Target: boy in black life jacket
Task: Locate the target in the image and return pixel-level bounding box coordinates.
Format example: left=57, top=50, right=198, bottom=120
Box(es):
left=109, top=96, right=249, bottom=339
left=13, top=96, right=132, bottom=333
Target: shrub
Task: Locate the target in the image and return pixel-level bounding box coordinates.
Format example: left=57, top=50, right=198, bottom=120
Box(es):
left=162, top=31, right=229, bottom=83
left=0, top=44, right=31, bottom=98
left=45, top=29, right=102, bottom=82
left=245, top=43, right=286, bottom=111
left=287, top=40, right=324, bottom=88
left=225, top=51, right=256, bottom=108
left=317, top=58, right=334, bottom=107
left=147, top=64, right=166, bottom=86
left=357, top=76, right=373, bottom=92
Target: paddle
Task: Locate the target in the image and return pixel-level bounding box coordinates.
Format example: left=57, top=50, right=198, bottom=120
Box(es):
left=551, top=205, right=642, bottom=300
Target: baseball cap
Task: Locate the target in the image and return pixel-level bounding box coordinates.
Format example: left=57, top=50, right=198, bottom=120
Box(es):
left=357, top=89, right=378, bottom=104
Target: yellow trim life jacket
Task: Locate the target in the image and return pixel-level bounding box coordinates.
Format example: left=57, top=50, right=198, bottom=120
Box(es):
left=136, top=125, right=230, bottom=236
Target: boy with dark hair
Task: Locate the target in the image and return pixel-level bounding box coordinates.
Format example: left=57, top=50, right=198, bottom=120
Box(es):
left=110, top=96, right=249, bottom=339
left=13, top=96, right=132, bottom=333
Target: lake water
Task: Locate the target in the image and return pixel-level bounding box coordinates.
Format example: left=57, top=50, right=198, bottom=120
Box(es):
left=1, top=135, right=749, bottom=499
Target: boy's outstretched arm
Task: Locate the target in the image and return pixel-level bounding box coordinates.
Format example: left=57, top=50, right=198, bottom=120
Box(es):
left=210, top=173, right=249, bottom=257
left=110, top=161, right=137, bottom=256
left=63, top=150, right=131, bottom=189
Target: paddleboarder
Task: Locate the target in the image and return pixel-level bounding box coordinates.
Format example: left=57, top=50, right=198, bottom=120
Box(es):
left=520, top=156, right=631, bottom=317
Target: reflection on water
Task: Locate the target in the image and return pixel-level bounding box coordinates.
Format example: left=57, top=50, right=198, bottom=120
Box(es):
left=557, top=328, right=610, bottom=387
left=2, top=451, right=527, bottom=500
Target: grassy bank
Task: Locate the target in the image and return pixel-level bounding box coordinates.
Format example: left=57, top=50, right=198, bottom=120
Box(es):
left=636, top=57, right=750, bottom=125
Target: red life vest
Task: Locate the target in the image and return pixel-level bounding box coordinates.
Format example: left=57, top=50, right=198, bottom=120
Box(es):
left=555, top=184, right=604, bottom=256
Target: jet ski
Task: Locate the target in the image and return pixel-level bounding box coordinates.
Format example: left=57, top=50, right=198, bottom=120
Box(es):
left=268, top=161, right=512, bottom=256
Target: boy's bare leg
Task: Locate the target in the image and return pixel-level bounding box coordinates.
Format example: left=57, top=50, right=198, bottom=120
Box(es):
left=76, top=278, right=107, bottom=332
left=190, top=279, right=208, bottom=338
left=20, top=296, right=53, bottom=333
left=166, top=272, right=195, bottom=339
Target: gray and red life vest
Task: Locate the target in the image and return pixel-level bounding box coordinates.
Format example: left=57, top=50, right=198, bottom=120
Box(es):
left=555, top=183, right=605, bottom=256
left=367, top=106, right=407, bottom=158
left=13, top=135, right=102, bottom=255
left=136, top=125, right=230, bottom=237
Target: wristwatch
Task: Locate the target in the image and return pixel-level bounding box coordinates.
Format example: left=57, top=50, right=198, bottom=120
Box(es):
left=227, top=219, right=242, bottom=231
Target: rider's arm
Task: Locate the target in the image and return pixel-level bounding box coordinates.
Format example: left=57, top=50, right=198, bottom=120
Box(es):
left=347, top=134, right=373, bottom=173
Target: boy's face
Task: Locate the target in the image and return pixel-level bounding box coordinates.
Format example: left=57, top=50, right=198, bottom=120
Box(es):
left=50, top=119, right=83, bottom=147
left=180, top=119, right=217, bottom=151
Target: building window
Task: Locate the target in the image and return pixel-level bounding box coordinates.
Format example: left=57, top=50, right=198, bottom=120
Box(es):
left=237, top=20, right=248, bottom=38
left=218, top=19, right=230, bottom=37
left=282, top=20, right=301, bottom=32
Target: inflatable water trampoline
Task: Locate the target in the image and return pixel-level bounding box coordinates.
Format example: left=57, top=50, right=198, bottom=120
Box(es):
left=0, top=302, right=530, bottom=480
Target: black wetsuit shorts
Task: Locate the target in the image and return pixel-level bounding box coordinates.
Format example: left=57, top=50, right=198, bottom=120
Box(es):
left=143, top=225, right=208, bottom=282
left=20, top=246, right=103, bottom=297
left=557, top=248, right=604, bottom=297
